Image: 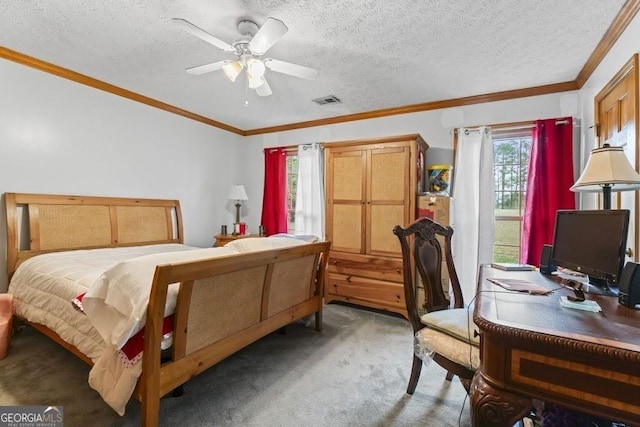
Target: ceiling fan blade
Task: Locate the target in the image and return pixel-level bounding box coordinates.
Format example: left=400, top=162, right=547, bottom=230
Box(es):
left=248, top=18, right=288, bottom=55
left=264, top=58, right=318, bottom=80
left=255, top=77, right=273, bottom=97
left=172, top=18, right=234, bottom=52
left=185, top=60, right=227, bottom=75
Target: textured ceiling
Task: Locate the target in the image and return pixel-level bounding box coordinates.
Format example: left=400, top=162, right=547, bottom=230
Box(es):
left=0, top=0, right=627, bottom=131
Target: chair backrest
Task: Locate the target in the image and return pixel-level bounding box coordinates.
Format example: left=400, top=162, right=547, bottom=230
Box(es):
left=393, top=217, right=465, bottom=332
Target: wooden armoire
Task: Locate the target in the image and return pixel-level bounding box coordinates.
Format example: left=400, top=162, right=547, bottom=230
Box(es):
left=324, top=134, right=429, bottom=318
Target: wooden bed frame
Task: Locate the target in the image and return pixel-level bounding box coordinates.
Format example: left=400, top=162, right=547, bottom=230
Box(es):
left=5, top=192, right=330, bottom=426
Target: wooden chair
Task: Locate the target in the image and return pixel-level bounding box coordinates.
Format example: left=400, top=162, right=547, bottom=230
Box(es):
left=393, top=217, right=479, bottom=394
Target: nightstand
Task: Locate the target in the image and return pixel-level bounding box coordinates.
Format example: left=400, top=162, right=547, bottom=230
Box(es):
left=214, top=234, right=262, bottom=247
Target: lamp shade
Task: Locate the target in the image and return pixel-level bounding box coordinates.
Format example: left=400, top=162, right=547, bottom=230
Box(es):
left=222, top=60, right=243, bottom=82
left=246, top=57, right=266, bottom=78
left=571, top=144, right=640, bottom=193
left=228, top=184, right=248, bottom=201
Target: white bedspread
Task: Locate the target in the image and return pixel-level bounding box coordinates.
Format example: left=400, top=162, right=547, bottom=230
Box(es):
left=8, top=244, right=200, bottom=361
left=9, top=237, right=314, bottom=415
left=85, top=246, right=239, bottom=414
left=83, top=246, right=239, bottom=349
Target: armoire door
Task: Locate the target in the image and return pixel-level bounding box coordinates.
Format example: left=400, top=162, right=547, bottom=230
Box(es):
left=326, top=148, right=366, bottom=253
left=596, top=54, right=638, bottom=262
left=367, top=146, right=410, bottom=256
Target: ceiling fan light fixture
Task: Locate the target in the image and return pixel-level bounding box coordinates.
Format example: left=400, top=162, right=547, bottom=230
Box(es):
left=222, top=60, right=242, bottom=82
left=176, top=17, right=318, bottom=99
left=246, top=57, right=266, bottom=78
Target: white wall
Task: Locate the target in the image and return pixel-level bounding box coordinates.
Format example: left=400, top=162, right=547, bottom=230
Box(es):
left=246, top=93, right=573, bottom=150
left=0, top=59, right=244, bottom=292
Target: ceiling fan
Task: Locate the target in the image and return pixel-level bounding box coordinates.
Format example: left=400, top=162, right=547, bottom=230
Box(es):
left=173, top=17, right=318, bottom=97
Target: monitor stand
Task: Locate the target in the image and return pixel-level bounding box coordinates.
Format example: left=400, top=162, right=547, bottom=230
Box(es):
left=584, top=276, right=619, bottom=296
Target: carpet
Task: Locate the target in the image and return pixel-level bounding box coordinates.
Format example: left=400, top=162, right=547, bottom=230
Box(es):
left=0, top=303, right=471, bottom=426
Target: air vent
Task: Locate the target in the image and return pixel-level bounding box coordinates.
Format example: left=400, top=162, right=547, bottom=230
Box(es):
left=312, top=95, right=342, bottom=105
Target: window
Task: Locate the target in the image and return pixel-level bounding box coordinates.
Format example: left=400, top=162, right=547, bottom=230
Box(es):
left=492, top=129, right=532, bottom=262
left=286, top=153, right=298, bottom=233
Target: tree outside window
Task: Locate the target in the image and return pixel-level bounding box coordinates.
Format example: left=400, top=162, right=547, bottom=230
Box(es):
left=286, top=154, right=298, bottom=233
left=493, top=133, right=531, bottom=262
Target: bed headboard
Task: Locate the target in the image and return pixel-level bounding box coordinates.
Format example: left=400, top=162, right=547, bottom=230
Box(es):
left=5, top=192, right=184, bottom=279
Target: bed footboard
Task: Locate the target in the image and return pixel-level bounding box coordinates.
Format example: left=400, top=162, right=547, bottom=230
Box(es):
left=138, top=241, right=330, bottom=426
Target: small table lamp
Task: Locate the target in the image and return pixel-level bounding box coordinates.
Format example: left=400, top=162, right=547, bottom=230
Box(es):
left=571, top=143, right=640, bottom=209
left=228, top=184, right=249, bottom=232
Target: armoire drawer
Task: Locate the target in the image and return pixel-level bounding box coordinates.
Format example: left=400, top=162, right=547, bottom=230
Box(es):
left=326, top=273, right=405, bottom=308
left=328, top=253, right=404, bottom=283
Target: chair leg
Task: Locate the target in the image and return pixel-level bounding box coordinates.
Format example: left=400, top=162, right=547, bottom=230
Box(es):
left=459, top=377, right=471, bottom=394
left=407, top=355, right=423, bottom=394
left=445, top=371, right=454, bottom=381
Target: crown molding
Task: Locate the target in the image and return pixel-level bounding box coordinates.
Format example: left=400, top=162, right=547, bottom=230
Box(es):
left=244, top=81, right=578, bottom=136
left=0, top=45, right=244, bottom=136
left=575, top=0, right=640, bottom=88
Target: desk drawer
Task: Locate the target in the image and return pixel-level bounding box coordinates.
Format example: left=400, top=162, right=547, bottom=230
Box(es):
left=328, top=253, right=403, bottom=283
left=326, top=273, right=405, bottom=308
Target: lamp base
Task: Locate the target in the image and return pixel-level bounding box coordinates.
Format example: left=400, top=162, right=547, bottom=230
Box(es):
left=602, top=185, right=611, bottom=209
left=234, top=202, right=242, bottom=225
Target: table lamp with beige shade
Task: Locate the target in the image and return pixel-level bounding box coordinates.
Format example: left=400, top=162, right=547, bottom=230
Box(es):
left=228, top=184, right=248, bottom=235
left=571, top=143, right=640, bottom=209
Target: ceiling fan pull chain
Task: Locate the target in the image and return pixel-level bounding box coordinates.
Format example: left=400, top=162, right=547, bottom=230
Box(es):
left=244, top=73, right=249, bottom=107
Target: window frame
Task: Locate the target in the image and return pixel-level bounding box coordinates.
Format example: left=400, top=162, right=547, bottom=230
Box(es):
left=285, top=151, right=298, bottom=234
left=492, top=126, right=533, bottom=263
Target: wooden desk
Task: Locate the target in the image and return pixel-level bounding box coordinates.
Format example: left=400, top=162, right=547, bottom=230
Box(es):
left=214, top=233, right=262, bottom=247
left=470, top=265, right=640, bottom=426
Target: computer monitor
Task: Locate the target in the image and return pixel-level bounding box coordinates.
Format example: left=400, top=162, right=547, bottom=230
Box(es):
left=550, top=209, right=629, bottom=296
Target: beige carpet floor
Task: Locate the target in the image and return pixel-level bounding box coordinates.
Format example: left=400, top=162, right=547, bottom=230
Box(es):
left=0, top=303, right=471, bottom=426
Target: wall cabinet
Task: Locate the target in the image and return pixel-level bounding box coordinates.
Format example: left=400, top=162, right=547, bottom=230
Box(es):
left=324, top=134, right=428, bottom=318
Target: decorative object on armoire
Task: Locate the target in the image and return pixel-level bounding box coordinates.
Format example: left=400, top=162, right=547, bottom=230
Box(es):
left=324, top=134, right=429, bottom=318
left=228, top=184, right=248, bottom=235
left=571, top=143, right=640, bottom=209
left=427, top=164, right=453, bottom=195
left=220, top=225, right=228, bottom=236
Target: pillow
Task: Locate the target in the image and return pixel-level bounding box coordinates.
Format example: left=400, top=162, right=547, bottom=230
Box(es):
left=419, top=307, right=479, bottom=346
left=224, top=236, right=308, bottom=253
left=270, top=233, right=320, bottom=243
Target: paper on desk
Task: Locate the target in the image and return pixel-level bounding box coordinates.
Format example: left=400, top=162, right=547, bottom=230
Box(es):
left=559, top=296, right=602, bottom=312
left=488, top=278, right=550, bottom=295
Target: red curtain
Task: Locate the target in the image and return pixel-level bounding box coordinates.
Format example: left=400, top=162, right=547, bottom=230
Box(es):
left=261, top=148, right=288, bottom=235
left=521, top=117, right=576, bottom=265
